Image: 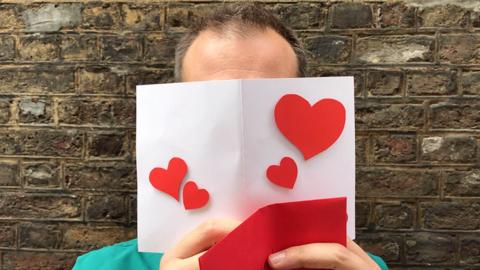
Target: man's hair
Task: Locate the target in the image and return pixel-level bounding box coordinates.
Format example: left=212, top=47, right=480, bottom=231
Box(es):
left=174, top=2, right=307, bottom=81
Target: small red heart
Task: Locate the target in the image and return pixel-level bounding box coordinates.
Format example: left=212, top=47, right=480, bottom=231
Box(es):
left=183, top=181, right=210, bottom=210
left=266, top=157, right=298, bottom=189
left=149, top=157, right=187, bottom=201
left=275, top=94, right=346, bottom=160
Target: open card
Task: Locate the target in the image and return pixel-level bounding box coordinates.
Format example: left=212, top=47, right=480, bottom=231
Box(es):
left=136, top=77, right=355, bottom=252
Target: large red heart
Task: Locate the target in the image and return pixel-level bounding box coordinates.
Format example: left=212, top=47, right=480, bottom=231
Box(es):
left=275, top=94, right=346, bottom=160
left=183, top=181, right=210, bottom=210
left=149, top=157, right=187, bottom=201
left=266, top=157, right=297, bottom=189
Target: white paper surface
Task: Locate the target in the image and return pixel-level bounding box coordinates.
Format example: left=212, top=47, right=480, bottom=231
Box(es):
left=137, top=77, right=355, bottom=252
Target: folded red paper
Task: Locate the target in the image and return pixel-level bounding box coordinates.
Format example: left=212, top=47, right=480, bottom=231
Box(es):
left=199, top=197, right=347, bottom=270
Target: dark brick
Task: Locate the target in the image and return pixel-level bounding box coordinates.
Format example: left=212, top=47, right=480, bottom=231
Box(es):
left=126, top=69, right=174, bottom=95
left=331, top=3, right=372, bottom=29
left=86, top=195, right=126, bottom=222
left=0, top=35, right=15, bottom=60
left=19, top=223, right=62, bottom=249
left=0, top=194, right=81, bottom=219
left=378, top=2, right=415, bottom=28
left=367, top=71, right=403, bottom=96
left=64, top=162, right=136, bottom=190
left=421, top=136, right=477, bottom=163
left=0, top=67, right=75, bottom=94
left=405, top=232, right=456, bottom=263
left=355, top=201, right=370, bottom=228
left=3, top=251, right=76, bottom=270
left=309, top=68, right=363, bottom=97
left=444, top=169, right=480, bottom=197
left=18, top=34, right=59, bottom=61
left=0, top=4, right=22, bottom=30
left=129, top=195, right=136, bottom=223
left=407, top=71, right=457, bottom=96
left=0, top=98, right=12, bottom=124
left=0, top=162, right=19, bottom=187
left=356, top=233, right=403, bottom=262
left=374, top=202, right=415, bottom=230
left=273, top=3, right=325, bottom=29
left=460, top=235, right=480, bottom=265
left=122, top=4, right=163, bottom=31
left=0, top=224, right=15, bottom=248
left=355, top=36, right=434, bottom=64
left=165, top=4, right=212, bottom=29
left=355, top=104, right=424, bottom=130
left=58, top=98, right=135, bottom=127
left=420, top=201, right=480, bottom=230
left=357, top=167, right=439, bottom=197
left=418, top=5, right=469, bottom=28
left=462, top=71, right=480, bottom=95
left=60, top=34, right=97, bottom=61
left=304, top=35, right=351, bottom=64
left=101, top=36, right=142, bottom=62
left=0, top=130, right=82, bottom=157
left=62, top=225, right=131, bottom=250
left=355, top=136, right=367, bottom=165
left=87, top=132, right=127, bottom=158
left=82, top=3, right=122, bottom=30
left=22, top=162, right=60, bottom=188
left=439, top=34, right=480, bottom=64
left=430, top=102, right=480, bottom=129
left=373, top=134, right=417, bottom=163
left=18, top=98, right=53, bottom=124
left=144, top=33, right=180, bottom=66
left=78, top=67, right=124, bottom=95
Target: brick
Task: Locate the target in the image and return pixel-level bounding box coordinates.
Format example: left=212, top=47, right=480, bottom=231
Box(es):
left=78, top=67, right=124, bottom=95
left=122, top=4, right=162, bottom=31
left=18, top=98, right=53, bottom=124
left=82, top=3, right=122, bottom=30
left=18, top=34, right=59, bottom=61
left=355, top=136, right=367, bottom=165
left=304, top=35, right=351, bottom=64
left=0, top=224, right=15, bottom=248
left=126, top=69, right=174, bottom=95
left=355, top=201, right=370, bottom=228
left=0, top=67, right=75, bottom=94
left=60, top=34, right=97, bottom=61
left=378, top=2, right=415, bottom=28
left=165, top=4, right=212, bottom=29
left=0, top=4, right=23, bottom=30
left=129, top=195, right=136, bottom=223
left=0, top=98, right=12, bottom=124
left=331, top=3, right=372, bottom=29
left=0, top=162, right=19, bottom=187
left=372, top=134, right=417, bottom=163
left=367, top=71, right=403, bottom=96
left=356, top=167, right=439, bottom=197
left=462, top=71, right=480, bottom=95
left=460, top=235, right=480, bottom=265
left=0, top=35, right=15, bottom=60
left=22, top=162, right=60, bottom=188
left=418, top=5, right=469, bottom=28
left=144, top=33, right=180, bottom=66
left=0, top=130, right=82, bottom=157
left=19, top=223, right=62, bottom=249
left=355, top=36, right=434, bottom=64
left=86, top=195, right=126, bottom=222
left=0, top=194, right=81, bottom=219
left=374, top=202, right=415, bottom=230
left=309, top=68, right=363, bottom=97
left=64, top=162, right=136, bottom=190
left=87, top=132, right=127, bottom=158
left=430, top=102, right=480, bottom=129
left=407, top=71, right=457, bottom=96
left=62, top=225, right=131, bottom=250
left=23, top=4, right=82, bottom=32
left=420, top=201, right=480, bottom=230
left=355, top=233, right=403, bottom=262
left=355, top=104, right=424, bottom=130
left=273, top=3, right=325, bottom=29
left=3, top=251, right=76, bottom=270
left=421, top=136, right=477, bottom=163
left=439, top=34, right=480, bottom=64
left=101, top=36, right=142, bottom=62
left=444, top=169, right=480, bottom=197
left=405, top=232, right=456, bottom=263
left=58, top=98, right=135, bottom=127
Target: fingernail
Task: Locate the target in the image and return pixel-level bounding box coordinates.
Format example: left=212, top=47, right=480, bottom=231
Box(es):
left=269, top=251, right=285, bottom=266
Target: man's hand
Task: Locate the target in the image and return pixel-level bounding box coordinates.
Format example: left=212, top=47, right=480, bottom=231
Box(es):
left=268, top=238, right=380, bottom=270
left=160, top=219, right=240, bottom=270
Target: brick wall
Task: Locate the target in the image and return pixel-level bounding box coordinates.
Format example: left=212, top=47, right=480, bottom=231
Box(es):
left=0, top=1, right=478, bottom=269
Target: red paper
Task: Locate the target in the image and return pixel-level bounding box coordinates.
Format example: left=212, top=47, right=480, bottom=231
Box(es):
left=183, top=181, right=210, bottom=210
left=266, top=157, right=298, bottom=189
left=199, top=197, right=347, bottom=270
left=149, top=157, right=187, bottom=201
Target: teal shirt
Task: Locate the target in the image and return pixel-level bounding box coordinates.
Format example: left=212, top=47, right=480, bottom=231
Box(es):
left=73, top=239, right=388, bottom=270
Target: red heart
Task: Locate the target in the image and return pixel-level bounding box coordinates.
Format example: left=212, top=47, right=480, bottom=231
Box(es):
left=183, top=181, right=210, bottom=210
left=275, top=94, right=346, bottom=160
left=266, top=157, right=298, bottom=189
left=149, top=157, right=187, bottom=201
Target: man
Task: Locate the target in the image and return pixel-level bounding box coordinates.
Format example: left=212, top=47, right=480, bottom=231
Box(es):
left=73, top=3, right=387, bottom=270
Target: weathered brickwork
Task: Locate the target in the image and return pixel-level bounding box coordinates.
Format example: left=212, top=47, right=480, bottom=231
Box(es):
left=0, top=1, right=478, bottom=269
